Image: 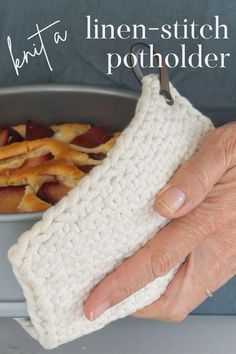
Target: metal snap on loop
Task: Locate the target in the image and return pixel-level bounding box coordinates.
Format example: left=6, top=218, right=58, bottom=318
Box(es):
left=130, top=43, right=174, bottom=106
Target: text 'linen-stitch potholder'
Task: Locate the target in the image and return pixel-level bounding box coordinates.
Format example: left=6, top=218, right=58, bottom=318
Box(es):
left=8, top=44, right=214, bottom=349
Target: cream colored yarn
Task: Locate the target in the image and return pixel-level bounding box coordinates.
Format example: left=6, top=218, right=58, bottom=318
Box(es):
left=8, top=74, right=213, bottom=349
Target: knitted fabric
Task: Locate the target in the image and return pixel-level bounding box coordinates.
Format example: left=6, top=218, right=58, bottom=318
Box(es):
left=8, top=74, right=214, bottom=349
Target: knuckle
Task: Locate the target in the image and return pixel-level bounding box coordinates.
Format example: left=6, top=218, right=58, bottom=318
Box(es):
left=192, top=199, right=232, bottom=234
left=207, top=124, right=235, bottom=145
left=201, top=127, right=223, bottom=154
left=174, top=218, right=205, bottom=249
left=182, top=166, right=209, bottom=196
left=192, top=212, right=216, bottom=236
left=210, top=124, right=236, bottom=167
left=177, top=210, right=216, bottom=242
left=112, top=269, right=132, bottom=299
left=146, top=243, right=173, bottom=277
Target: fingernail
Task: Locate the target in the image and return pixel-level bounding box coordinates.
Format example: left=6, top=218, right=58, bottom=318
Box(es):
left=89, top=300, right=110, bottom=321
left=157, top=187, right=185, bottom=213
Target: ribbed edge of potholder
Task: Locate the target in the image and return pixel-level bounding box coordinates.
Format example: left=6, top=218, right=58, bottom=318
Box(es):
left=8, top=74, right=214, bottom=349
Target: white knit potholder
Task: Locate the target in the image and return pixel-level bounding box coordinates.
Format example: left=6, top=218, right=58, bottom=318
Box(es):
left=8, top=74, right=213, bottom=349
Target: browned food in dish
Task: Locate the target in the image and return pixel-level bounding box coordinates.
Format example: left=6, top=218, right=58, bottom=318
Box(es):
left=0, top=120, right=119, bottom=213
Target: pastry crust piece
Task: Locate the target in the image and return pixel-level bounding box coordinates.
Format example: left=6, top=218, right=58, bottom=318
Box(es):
left=13, top=123, right=91, bottom=142
left=0, top=122, right=118, bottom=213
left=18, top=192, right=51, bottom=213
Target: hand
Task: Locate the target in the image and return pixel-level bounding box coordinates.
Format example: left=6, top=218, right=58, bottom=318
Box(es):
left=83, top=123, right=236, bottom=322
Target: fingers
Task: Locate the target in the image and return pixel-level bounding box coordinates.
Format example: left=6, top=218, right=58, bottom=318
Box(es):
left=134, top=226, right=236, bottom=322
left=133, top=248, right=211, bottom=322
left=133, top=259, right=192, bottom=322
left=83, top=200, right=224, bottom=321
left=155, top=128, right=228, bottom=219
left=83, top=124, right=236, bottom=322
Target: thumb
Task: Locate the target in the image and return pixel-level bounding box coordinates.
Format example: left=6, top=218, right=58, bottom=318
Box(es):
left=155, top=129, right=228, bottom=218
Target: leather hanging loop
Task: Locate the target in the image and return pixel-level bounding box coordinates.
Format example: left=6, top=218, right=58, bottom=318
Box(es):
left=130, top=43, right=174, bottom=105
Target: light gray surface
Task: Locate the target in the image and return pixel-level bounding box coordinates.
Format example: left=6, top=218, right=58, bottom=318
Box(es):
left=0, top=316, right=235, bottom=354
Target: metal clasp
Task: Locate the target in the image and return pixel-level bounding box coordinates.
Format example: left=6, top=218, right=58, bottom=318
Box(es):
left=130, top=43, right=174, bottom=106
